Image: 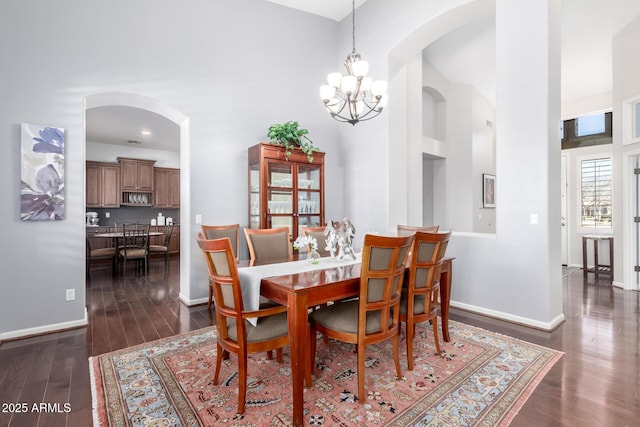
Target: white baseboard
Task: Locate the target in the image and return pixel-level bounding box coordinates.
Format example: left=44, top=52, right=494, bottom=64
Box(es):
left=1, top=308, right=88, bottom=342
left=451, top=300, right=566, bottom=332
left=178, top=293, right=208, bottom=307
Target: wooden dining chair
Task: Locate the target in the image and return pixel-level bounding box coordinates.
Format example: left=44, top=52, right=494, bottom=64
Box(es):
left=309, top=233, right=414, bottom=401
left=397, top=224, right=439, bottom=236
left=149, top=222, right=174, bottom=270
left=118, top=223, right=150, bottom=276
left=196, top=234, right=289, bottom=415
left=300, top=225, right=329, bottom=257
left=86, top=236, right=116, bottom=280
left=400, top=230, right=451, bottom=370
left=201, top=224, right=240, bottom=261
left=244, top=227, right=292, bottom=265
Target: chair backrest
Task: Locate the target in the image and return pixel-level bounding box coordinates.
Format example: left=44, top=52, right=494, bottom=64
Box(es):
left=300, top=225, right=328, bottom=257
left=162, top=222, right=175, bottom=247
left=122, top=223, right=150, bottom=255
left=359, top=233, right=414, bottom=340
left=201, top=224, right=240, bottom=260
left=407, top=230, right=451, bottom=310
left=196, top=234, right=244, bottom=341
left=396, top=224, right=439, bottom=236
left=244, top=227, right=292, bottom=264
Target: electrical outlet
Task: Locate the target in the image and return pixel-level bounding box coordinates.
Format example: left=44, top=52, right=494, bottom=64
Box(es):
left=195, top=214, right=202, bottom=225
left=105, top=212, right=110, bottom=218
left=66, top=289, right=75, bottom=301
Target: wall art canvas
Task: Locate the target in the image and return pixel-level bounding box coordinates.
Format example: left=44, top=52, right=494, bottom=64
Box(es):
left=20, top=123, right=65, bottom=220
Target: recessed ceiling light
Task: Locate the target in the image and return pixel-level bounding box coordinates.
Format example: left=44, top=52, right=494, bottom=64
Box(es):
left=140, top=130, right=151, bottom=136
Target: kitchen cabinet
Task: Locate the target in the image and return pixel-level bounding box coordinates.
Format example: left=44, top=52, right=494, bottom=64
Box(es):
left=118, top=157, right=155, bottom=206
left=154, top=167, right=180, bottom=208
left=248, top=143, right=325, bottom=243
left=118, top=157, right=155, bottom=191
left=86, top=161, right=120, bottom=208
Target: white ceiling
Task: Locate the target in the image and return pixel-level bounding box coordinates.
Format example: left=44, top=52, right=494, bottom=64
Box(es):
left=87, top=0, right=640, bottom=152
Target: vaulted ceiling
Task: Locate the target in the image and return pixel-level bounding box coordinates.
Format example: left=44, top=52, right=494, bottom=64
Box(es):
left=87, top=0, right=640, bottom=151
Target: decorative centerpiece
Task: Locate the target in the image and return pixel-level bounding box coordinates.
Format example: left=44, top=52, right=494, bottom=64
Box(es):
left=293, top=235, right=320, bottom=264
left=267, top=121, right=320, bottom=163
left=325, top=218, right=357, bottom=261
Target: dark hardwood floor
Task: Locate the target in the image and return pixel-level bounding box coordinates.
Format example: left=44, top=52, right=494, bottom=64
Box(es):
left=0, top=260, right=638, bottom=426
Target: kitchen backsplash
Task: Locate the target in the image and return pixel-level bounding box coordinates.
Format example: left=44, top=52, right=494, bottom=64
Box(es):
left=87, top=207, right=180, bottom=226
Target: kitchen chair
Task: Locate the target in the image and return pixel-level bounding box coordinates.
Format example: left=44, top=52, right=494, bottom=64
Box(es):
left=118, top=223, right=150, bottom=276
left=86, top=236, right=116, bottom=280
left=400, top=230, right=451, bottom=370
left=301, top=225, right=329, bottom=257
left=397, top=224, right=439, bottom=236
left=196, top=234, right=289, bottom=415
left=309, top=233, right=414, bottom=401
left=244, top=227, right=292, bottom=266
left=149, top=222, right=174, bottom=269
left=201, top=224, right=240, bottom=261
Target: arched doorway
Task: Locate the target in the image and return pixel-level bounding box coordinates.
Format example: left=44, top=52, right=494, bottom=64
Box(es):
left=85, top=92, right=191, bottom=299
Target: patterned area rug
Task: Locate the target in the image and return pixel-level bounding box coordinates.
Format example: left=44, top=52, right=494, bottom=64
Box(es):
left=90, top=320, right=561, bottom=426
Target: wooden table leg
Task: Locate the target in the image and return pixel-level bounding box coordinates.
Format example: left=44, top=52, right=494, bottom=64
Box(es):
left=440, top=259, right=452, bottom=342
left=609, top=237, right=614, bottom=284
left=593, top=239, right=600, bottom=280
left=582, top=236, right=588, bottom=280
left=287, top=292, right=308, bottom=427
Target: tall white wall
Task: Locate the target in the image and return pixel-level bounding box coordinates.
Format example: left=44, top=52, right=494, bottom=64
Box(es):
left=356, top=0, right=563, bottom=328
left=0, top=0, right=340, bottom=339
left=613, top=15, right=640, bottom=289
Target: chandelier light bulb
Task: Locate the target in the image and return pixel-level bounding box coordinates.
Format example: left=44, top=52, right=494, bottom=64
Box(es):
left=371, top=80, right=388, bottom=97
left=351, top=59, right=369, bottom=77
left=341, top=75, right=357, bottom=94
left=360, top=77, right=373, bottom=93
left=320, top=85, right=336, bottom=101
left=327, top=72, right=342, bottom=88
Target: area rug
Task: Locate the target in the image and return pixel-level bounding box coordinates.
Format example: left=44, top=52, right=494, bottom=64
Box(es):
left=90, top=320, right=562, bottom=426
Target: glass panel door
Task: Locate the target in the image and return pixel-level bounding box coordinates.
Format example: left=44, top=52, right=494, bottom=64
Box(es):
left=249, top=164, right=260, bottom=228
left=268, top=161, right=294, bottom=237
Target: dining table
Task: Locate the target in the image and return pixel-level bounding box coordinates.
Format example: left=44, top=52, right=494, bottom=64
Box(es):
left=238, top=254, right=454, bottom=427
left=91, top=231, right=164, bottom=239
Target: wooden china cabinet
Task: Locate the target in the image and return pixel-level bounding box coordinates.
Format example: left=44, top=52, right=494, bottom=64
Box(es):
left=248, top=143, right=325, bottom=242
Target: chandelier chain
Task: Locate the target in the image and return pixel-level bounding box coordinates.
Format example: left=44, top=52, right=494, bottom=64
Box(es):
left=351, top=0, right=356, bottom=54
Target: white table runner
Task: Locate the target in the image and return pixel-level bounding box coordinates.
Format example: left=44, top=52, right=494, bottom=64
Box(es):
left=238, top=254, right=361, bottom=326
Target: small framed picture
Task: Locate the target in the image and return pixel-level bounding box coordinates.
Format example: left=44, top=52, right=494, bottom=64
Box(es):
left=483, top=174, right=496, bottom=208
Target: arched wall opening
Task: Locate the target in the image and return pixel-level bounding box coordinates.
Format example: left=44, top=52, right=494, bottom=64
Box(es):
left=84, top=92, right=191, bottom=300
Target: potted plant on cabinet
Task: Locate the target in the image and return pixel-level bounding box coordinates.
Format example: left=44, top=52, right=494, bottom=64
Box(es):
left=267, top=121, right=319, bottom=162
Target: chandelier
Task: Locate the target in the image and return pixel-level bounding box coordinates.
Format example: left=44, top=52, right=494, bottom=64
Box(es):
left=319, top=0, right=387, bottom=125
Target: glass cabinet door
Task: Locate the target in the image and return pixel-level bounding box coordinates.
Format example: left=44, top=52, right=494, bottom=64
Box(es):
left=297, top=164, right=322, bottom=234
left=267, top=161, right=294, bottom=237
left=249, top=164, right=261, bottom=229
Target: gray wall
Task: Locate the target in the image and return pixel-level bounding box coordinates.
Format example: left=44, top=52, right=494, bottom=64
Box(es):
left=0, top=0, right=339, bottom=338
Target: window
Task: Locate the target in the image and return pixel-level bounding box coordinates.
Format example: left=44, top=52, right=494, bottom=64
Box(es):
left=561, top=112, right=612, bottom=150
left=580, top=157, right=612, bottom=229
left=575, top=113, right=605, bottom=137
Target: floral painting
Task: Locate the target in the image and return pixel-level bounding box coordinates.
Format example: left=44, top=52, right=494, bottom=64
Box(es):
left=20, top=123, right=65, bottom=220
